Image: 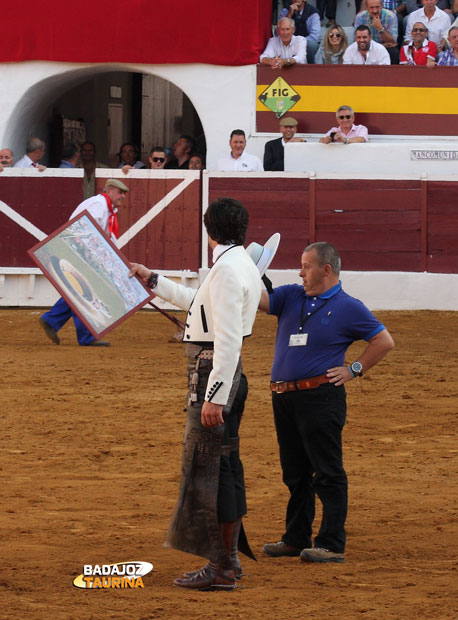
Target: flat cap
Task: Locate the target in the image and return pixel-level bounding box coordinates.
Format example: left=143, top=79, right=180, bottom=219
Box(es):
left=279, top=117, right=298, bottom=127
left=104, top=178, right=130, bottom=192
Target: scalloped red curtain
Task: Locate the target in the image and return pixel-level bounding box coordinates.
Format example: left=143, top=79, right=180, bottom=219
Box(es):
left=2, top=1, right=272, bottom=66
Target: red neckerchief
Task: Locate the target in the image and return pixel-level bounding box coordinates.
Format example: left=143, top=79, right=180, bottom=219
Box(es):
left=101, top=193, right=119, bottom=239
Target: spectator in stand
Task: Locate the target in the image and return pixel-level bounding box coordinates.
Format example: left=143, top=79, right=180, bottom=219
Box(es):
left=78, top=141, right=108, bottom=200
left=0, top=148, right=14, bottom=172
left=119, top=142, right=146, bottom=173
left=319, top=106, right=368, bottom=144
left=217, top=130, right=263, bottom=172
left=405, top=0, right=451, bottom=44
left=188, top=153, right=205, bottom=170
left=361, top=0, right=407, bottom=46
left=279, top=1, right=321, bottom=63
left=343, top=24, right=391, bottom=63
left=59, top=143, right=80, bottom=168
left=264, top=117, right=306, bottom=171
left=355, top=0, right=400, bottom=64
left=164, top=135, right=195, bottom=169
left=437, top=24, right=458, bottom=61
left=406, top=0, right=454, bottom=25
left=14, top=137, right=47, bottom=171
left=260, top=17, right=307, bottom=68
left=315, top=24, right=349, bottom=63
left=400, top=22, right=438, bottom=63
left=148, top=146, right=167, bottom=169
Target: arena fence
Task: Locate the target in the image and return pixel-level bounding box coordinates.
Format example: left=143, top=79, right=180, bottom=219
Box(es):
left=0, top=168, right=457, bottom=309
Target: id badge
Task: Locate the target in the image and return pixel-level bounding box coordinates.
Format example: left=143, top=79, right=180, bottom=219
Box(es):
left=289, top=333, right=308, bottom=347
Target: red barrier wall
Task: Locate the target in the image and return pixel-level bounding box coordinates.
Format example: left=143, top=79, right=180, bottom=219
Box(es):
left=1, top=174, right=456, bottom=274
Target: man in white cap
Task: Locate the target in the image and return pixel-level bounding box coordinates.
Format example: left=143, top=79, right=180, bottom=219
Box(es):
left=39, top=179, right=129, bottom=347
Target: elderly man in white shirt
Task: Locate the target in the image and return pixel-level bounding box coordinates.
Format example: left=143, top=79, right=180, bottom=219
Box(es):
left=14, top=137, right=47, bottom=171
left=343, top=25, right=391, bottom=64
left=260, top=17, right=307, bottom=68
left=405, top=0, right=451, bottom=45
left=217, top=130, right=263, bottom=172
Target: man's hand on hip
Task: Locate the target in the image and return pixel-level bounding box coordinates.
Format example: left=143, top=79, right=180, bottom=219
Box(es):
left=327, top=366, right=354, bottom=386
left=201, top=401, right=224, bottom=428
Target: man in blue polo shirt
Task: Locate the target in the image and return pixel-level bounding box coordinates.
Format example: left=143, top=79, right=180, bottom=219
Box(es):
left=260, top=241, right=394, bottom=563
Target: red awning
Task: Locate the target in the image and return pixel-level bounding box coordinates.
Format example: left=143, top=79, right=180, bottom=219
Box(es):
left=2, top=0, right=272, bottom=66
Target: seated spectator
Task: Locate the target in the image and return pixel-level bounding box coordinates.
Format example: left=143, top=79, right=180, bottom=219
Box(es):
left=406, top=0, right=454, bottom=25
left=78, top=141, right=108, bottom=199
left=405, top=0, right=451, bottom=44
left=279, top=1, right=320, bottom=63
left=361, top=0, right=407, bottom=45
left=149, top=146, right=167, bottom=169
left=119, top=142, right=146, bottom=173
left=315, top=24, right=349, bottom=63
left=400, top=22, right=438, bottom=63
left=437, top=24, right=458, bottom=61
left=13, top=137, right=47, bottom=171
left=217, top=130, right=263, bottom=171
left=59, top=143, right=80, bottom=168
left=355, top=0, right=400, bottom=64
left=319, top=106, right=368, bottom=144
left=188, top=153, right=205, bottom=170
left=164, top=135, right=195, bottom=169
left=0, top=148, right=14, bottom=172
left=260, top=17, right=307, bottom=68
left=343, top=24, right=391, bottom=63
left=264, top=117, right=305, bottom=171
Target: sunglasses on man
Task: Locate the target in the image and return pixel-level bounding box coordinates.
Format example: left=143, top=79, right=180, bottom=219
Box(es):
left=339, top=115, right=352, bottom=120
left=412, top=28, right=427, bottom=32
left=152, top=157, right=166, bottom=163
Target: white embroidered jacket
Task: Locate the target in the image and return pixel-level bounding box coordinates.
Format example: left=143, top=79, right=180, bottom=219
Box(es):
left=153, top=245, right=262, bottom=405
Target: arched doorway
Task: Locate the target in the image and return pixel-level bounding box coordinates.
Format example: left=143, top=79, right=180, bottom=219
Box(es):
left=3, top=66, right=206, bottom=168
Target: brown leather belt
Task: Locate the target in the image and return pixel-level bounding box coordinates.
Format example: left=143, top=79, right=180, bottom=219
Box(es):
left=271, top=374, right=329, bottom=393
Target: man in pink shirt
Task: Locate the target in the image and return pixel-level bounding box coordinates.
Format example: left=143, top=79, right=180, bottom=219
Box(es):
left=319, top=106, right=368, bottom=144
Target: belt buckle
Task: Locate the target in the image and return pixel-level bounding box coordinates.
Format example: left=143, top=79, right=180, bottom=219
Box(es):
left=274, top=381, right=287, bottom=394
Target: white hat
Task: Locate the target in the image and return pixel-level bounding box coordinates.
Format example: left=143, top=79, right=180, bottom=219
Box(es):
left=246, top=233, right=280, bottom=276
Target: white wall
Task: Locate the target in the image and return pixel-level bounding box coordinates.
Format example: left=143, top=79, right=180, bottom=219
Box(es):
left=0, top=61, right=257, bottom=170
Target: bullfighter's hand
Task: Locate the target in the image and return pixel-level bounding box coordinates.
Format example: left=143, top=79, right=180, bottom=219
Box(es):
left=201, top=401, right=224, bottom=428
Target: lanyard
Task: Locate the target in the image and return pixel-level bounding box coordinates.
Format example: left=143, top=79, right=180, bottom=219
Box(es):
left=298, top=296, right=331, bottom=333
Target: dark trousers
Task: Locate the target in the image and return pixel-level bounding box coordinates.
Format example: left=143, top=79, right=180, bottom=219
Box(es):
left=272, top=383, right=347, bottom=553
left=317, top=0, right=337, bottom=20
left=41, top=297, right=94, bottom=345
left=218, top=374, right=248, bottom=522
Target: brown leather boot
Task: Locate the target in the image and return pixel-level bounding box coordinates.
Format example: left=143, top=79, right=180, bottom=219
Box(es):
left=173, top=562, right=236, bottom=591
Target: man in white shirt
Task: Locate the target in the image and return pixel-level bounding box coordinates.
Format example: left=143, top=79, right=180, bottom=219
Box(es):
left=260, top=17, right=307, bottom=68
left=217, top=130, right=263, bottom=172
left=343, top=25, right=391, bottom=64
left=14, top=137, right=47, bottom=171
left=405, top=0, right=451, bottom=44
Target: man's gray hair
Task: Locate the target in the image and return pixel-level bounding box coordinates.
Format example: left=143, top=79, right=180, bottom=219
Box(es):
left=336, top=105, right=354, bottom=118
left=26, top=137, right=45, bottom=153
left=304, top=242, right=341, bottom=275
left=278, top=17, right=295, bottom=29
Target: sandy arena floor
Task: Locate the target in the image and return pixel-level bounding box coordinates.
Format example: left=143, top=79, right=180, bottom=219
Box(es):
left=1, top=308, right=457, bottom=620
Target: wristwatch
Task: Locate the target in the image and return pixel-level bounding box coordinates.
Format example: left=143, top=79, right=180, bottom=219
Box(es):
left=350, top=361, right=363, bottom=377
left=378, top=27, right=385, bottom=33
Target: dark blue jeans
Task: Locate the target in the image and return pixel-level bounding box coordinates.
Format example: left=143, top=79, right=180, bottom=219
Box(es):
left=41, top=297, right=94, bottom=345
left=272, top=383, right=347, bottom=553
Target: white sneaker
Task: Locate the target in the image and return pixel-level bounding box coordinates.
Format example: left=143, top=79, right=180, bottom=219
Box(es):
left=300, top=547, right=344, bottom=563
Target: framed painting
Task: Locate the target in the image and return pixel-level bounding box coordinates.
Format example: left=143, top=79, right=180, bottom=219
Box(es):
left=28, top=210, right=154, bottom=340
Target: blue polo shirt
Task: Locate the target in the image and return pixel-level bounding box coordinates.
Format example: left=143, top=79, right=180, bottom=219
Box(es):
left=269, top=282, right=385, bottom=382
